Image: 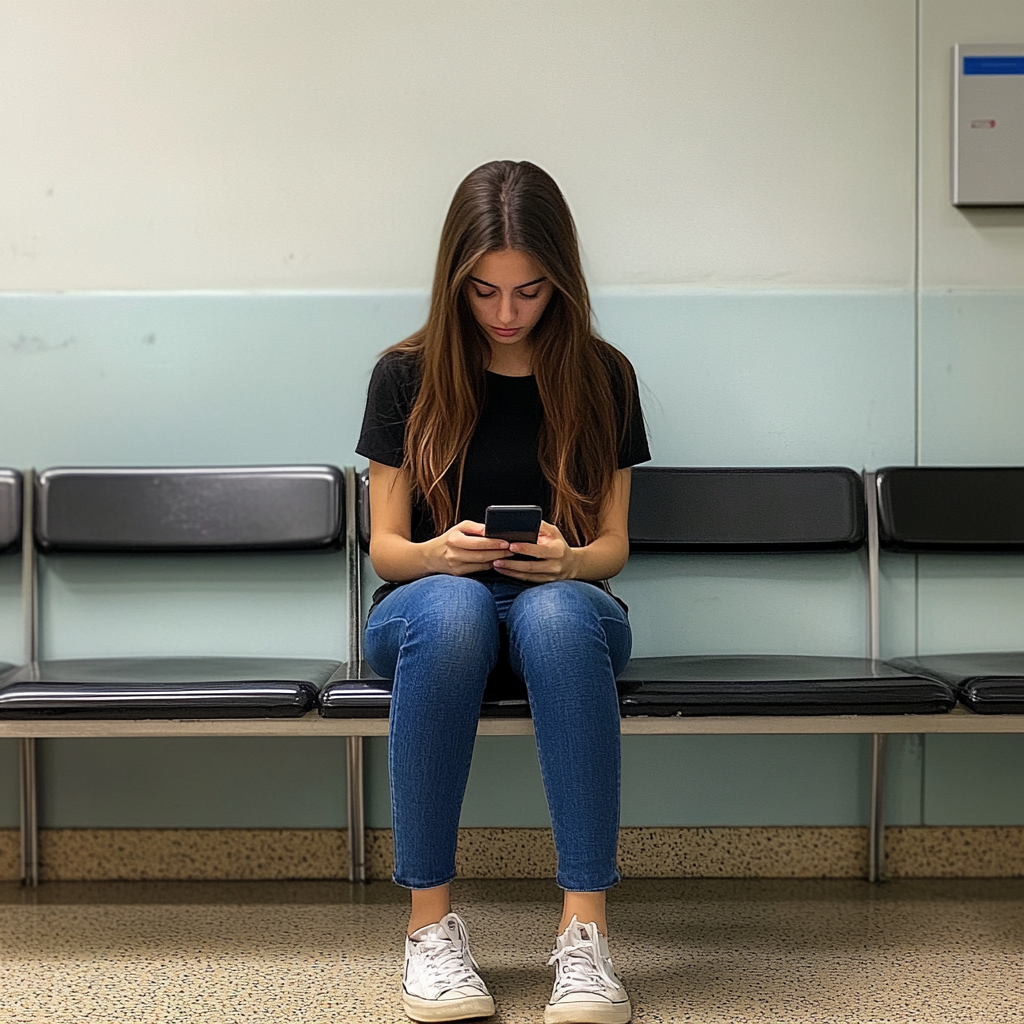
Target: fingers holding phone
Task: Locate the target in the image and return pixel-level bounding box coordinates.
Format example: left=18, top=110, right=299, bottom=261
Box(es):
left=431, top=519, right=507, bottom=575
left=489, top=514, right=579, bottom=582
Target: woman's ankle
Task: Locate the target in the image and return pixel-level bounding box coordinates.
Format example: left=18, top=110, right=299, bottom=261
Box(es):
left=408, top=883, right=452, bottom=935
left=560, top=890, right=608, bottom=936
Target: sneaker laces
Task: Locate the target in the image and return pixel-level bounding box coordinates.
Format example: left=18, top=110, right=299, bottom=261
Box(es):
left=547, top=919, right=618, bottom=998
left=414, top=916, right=482, bottom=994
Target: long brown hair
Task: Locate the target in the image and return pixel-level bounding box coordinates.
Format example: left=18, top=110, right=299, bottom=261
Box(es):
left=393, top=160, right=635, bottom=546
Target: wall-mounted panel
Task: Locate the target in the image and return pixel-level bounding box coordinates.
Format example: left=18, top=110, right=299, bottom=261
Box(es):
left=920, top=3, right=1024, bottom=287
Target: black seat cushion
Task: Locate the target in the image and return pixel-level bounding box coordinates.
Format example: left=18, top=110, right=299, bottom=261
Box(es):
left=888, top=652, right=1024, bottom=714
left=319, top=657, right=531, bottom=719
left=0, top=657, right=339, bottom=719
left=617, top=655, right=956, bottom=716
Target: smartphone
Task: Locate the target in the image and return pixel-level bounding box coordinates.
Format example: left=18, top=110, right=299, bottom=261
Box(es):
left=484, top=505, right=543, bottom=560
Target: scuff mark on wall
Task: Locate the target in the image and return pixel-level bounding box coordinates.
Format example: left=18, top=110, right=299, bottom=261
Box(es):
left=7, top=334, right=79, bottom=353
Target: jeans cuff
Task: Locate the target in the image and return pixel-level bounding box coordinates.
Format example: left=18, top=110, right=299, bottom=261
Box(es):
left=556, top=867, right=621, bottom=892
left=392, top=871, right=458, bottom=890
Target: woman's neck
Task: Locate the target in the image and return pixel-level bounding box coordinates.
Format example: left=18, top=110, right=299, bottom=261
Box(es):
left=485, top=340, right=533, bottom=377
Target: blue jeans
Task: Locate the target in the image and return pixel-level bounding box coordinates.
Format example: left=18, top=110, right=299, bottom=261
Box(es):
left=364, top=575, right=632, bottom=892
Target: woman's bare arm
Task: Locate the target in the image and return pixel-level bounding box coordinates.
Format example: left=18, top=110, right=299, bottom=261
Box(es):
left=367, top=460, right=510, bottom=582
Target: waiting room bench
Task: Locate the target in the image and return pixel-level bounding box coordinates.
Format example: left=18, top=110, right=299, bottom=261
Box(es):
left=877, top=466, right=1024, bottom=713
left=6, top=464, right=1024, bottom=887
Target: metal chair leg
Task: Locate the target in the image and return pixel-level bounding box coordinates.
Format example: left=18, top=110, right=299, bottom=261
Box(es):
left=20, top=738, right=39, bottom=886
left=868, top=733, right=886, bottom=882
left=343, top=466, right=367, bottom=883
left=346, top=735, right=366, bottom=882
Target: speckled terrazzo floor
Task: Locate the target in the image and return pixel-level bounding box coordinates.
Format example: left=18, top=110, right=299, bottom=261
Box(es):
left=0, top=878, right=1022, bottom=1023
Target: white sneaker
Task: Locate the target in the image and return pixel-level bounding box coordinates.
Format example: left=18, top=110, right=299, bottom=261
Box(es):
left=402, top=912, right=495, bottom=1022
left=545, top=916, right=632, bottom=1024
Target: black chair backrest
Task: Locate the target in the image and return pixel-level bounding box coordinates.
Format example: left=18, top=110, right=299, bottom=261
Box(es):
left=36, top=467, right=344, bottom=553
left=628, top=467, right=865, bottom=552
left=877, top=467, right=1024, bottom=552
left=356, top=466, right=865, bottom=555
left=0, top=470, right=22, bottom=553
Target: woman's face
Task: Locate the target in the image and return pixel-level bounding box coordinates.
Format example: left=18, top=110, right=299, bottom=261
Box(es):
left=464, top=248, right=554, bottom=352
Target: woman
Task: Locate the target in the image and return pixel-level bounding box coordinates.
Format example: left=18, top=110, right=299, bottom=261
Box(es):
left=357, top=160, right=649, bottom=1024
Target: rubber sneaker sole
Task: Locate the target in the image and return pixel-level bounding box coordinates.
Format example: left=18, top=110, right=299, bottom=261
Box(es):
left=402, top=989, right=495, bottom=1022
left=544, top=995, right=632, bottom=1024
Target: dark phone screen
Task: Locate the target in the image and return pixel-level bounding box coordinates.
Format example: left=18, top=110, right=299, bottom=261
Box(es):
left=485, top=505, right=542, bottom=558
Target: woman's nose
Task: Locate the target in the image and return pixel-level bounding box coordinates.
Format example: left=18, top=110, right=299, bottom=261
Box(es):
left=497, top=295, right=515, bottom=323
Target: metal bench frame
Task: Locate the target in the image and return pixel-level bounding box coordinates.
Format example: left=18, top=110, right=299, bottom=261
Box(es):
left=7, top=468, right=1024, bottom=886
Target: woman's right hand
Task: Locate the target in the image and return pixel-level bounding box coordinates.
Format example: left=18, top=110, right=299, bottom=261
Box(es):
left=427, top=520, right=509, bottom=576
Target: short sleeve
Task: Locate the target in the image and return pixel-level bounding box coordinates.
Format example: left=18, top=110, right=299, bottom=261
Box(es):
left=613, top=357, right=651, bottom=469
left=356, top=352, right=421, bottom=468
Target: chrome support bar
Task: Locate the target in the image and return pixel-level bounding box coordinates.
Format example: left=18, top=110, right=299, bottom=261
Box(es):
left=343, top=466, right=367, bottom=882
left=344, top=466, right=363, bottom=670
left=19, top=468, right=40, bottom=887
left=19, top=739, right=38, bottom=886
left=346, top=735, right=366, bottom=882
left=863, top=470, right=885, bottom=882
left=869, top=732, right=886, bottom=882
left=864, top=470, right=881, bottom=663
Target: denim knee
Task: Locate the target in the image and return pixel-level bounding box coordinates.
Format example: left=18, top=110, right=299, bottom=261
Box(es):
left=505, top=581, right=631, bottom=678
left=364, top=575, right=500, bottom=685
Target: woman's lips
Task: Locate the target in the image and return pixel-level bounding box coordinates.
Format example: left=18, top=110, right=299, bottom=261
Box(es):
left=490, top=326, right=521, bottom=337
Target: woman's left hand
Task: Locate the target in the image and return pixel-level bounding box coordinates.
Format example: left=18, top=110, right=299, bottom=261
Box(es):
left=492, top=521, right=581, bottom=583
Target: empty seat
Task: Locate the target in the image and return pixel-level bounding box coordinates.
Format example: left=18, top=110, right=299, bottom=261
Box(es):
left=878, top=466, right=1024, bottom=713
left=619, top=468, right=953, bottom=716
left=320, top=467, right=954, bottom=719
left=0, top=467, right=344, bottom=720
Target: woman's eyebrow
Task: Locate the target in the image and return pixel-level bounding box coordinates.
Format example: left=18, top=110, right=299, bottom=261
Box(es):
left=468, top=275, right=547, bottom=290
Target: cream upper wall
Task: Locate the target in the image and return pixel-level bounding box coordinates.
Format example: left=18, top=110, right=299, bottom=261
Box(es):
left=0, top=0, right=916, bottom=292
left=920, top=0, right=1024, bottom=289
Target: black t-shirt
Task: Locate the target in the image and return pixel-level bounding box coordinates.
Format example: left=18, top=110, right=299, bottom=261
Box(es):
left=356, top=350, right=650, bottom=553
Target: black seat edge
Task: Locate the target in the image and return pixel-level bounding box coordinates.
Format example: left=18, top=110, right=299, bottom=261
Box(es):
left=0, top=656, right=342, bottom=720
left=889, top=653, right=1024, bottom=714
left=318, top=656, right=957, bottom=719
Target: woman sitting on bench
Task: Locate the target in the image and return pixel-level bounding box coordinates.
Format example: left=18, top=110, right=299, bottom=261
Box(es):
left=357, top=159, right=649, bottom=1024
